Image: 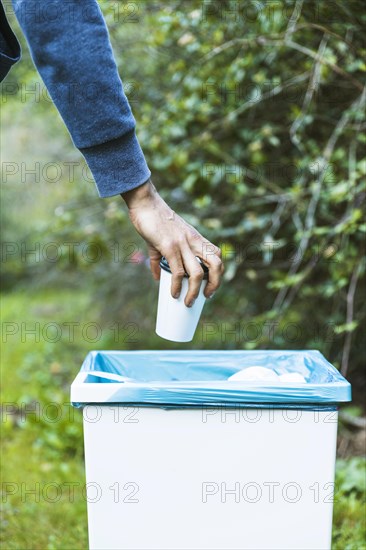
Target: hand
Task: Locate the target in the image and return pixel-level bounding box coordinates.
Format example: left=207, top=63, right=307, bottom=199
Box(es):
left=121, top=179, right=224, bottom=307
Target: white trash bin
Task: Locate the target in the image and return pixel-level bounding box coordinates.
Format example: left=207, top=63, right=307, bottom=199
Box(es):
left=71, top=350, right=351, bottom=550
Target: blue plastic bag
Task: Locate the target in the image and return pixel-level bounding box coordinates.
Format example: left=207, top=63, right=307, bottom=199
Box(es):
left=71, top=350, right=351, bottom=408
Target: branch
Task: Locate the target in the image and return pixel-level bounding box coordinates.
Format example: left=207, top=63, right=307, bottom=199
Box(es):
left=293, top=23, right=358, bottom=52
left=341, top=260, right=363, bottom=376
left=339, top=412, right=366, bottom=429
left=284, top=0, right=304, bottom=42
left=201, top=38, right=244, bottom=62
left=205, top=71, right=310, bottom=133
left=258, top=37, right=364, bottom=91
left=289, top=35, right=328, bottom=153
left=285, top=39, right=364, bottom=92
left=272, top=87, right=366, bottom=311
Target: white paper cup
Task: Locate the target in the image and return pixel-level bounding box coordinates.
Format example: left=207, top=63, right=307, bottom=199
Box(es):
left=155, top=258, right=208, bottom=342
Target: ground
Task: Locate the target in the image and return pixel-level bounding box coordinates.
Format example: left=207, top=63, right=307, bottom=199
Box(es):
left=1, top=289, right=365, bottom=549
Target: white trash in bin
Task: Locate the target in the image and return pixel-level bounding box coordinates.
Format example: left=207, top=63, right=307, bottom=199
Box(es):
left=71, top=350, right=351, bottom=550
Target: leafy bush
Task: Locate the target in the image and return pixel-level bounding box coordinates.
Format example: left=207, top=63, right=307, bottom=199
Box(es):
left=2, top=1, right=365, bottom=386
left=106, top=0, right=365, bottom=379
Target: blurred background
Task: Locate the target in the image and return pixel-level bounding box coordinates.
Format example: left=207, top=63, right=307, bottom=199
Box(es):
left=1, top=0, right=365, bottom=548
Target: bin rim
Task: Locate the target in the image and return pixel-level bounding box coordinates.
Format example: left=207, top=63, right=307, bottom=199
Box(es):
left=70, top=349, right=351, bottom=408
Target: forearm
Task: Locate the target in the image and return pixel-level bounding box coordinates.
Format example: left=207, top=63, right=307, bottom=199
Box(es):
left=121, top=178, right=158, bottom=208
left=12, top=0, right=150, bottom=196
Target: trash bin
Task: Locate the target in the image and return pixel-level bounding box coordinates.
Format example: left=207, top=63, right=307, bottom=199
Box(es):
left=71, top=350, right=351, bottom=550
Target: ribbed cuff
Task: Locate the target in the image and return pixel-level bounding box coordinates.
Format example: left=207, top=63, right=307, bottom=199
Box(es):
left=79, top=130, right=151, bottom=198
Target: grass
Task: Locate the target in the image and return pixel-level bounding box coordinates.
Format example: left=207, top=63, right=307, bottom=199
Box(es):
left=332, top=457, right=366, bottom=549
left=1, top=289, right=94, bottom=549
left=1, top=289, right=365, bottom=549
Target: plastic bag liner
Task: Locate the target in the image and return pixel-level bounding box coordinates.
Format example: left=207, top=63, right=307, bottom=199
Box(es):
left=71, top=350, right=351, bottom=409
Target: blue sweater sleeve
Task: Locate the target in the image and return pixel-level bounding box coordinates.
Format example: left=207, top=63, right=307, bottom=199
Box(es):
left=12, top=0, right=151, bottom=197
left=0, top=1, right=21, bottom=80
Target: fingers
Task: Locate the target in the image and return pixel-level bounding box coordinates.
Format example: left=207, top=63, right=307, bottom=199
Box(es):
left=194, top=240, right=224, bottom=299
left=148, top=246, right=162, bottom=280
left=150, top=258, right=161, bottom=280
left=202, top=252, right=224, bottom=298
left=165, top=252, right=186, bottom=299
left=181, top=248, right=205, bottom=307
left=147, top=223, right=224, bottom=306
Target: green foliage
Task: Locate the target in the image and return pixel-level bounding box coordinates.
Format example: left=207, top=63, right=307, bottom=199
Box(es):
left=107, top=0, right=365, bottom=380
left=333, top=457, right=366, bottom=549
left=1, top=1, right=365, bottom=404
left=3, top=1, right=365, bottom=382
left=2, top=3, right=365, bottom=548
left=1, top=290, right=365, bottom=549
left=1, top=291, right=89, bottom=549
left=336, top=457, right=366, bottom=495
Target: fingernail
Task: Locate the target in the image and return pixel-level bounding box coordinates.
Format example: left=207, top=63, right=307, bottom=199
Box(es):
left=173, top=293, right=180, bottom=299
left=188, top=299, right=195, bottom=308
